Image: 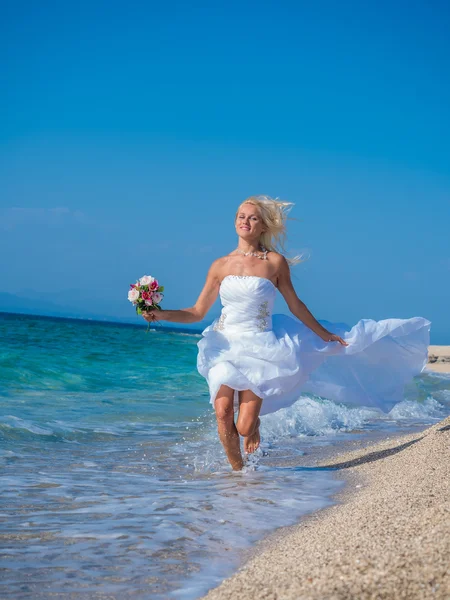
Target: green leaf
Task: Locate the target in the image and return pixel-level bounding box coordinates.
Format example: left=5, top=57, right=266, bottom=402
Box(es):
left=158, top=286, right=164, bottom=292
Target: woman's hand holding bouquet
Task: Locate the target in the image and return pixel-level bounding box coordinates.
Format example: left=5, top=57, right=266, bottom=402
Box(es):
left=128, top=275, right=164, bottom=327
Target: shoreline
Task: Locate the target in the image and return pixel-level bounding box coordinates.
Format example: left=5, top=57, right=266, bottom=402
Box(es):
left=202, top=415, right=450, bottom=600
left=426, top=345, right=450, bottom=374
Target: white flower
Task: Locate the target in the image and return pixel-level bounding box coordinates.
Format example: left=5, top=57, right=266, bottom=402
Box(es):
left=139, top=275, right=154, bottom=286
left=128, top=288, right=140, bottom=302
left=152, top=292, right=163, bottom=304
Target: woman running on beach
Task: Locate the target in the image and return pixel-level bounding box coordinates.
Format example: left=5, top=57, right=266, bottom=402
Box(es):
left=142, top=195, right=430, bottom=470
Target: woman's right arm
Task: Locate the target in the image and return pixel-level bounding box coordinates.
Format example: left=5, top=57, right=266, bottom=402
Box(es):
left=142, top=260, right=222, bottom=324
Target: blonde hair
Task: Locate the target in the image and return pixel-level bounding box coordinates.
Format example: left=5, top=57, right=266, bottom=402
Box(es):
left=236, top=195, right=306, bottom=266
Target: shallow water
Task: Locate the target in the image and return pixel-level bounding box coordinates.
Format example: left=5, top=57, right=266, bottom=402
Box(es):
left=1, top=313, right=449, bottom=599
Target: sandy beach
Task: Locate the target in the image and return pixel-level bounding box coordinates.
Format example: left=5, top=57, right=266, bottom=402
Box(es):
left=426, top=345, right=450, bottom=374
left=203, top=414, right=450, bottom=600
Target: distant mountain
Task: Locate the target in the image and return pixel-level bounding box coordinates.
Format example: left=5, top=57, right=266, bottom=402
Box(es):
left=0, top=291, right=119, bottom=322
left=0, top=291, right=208, bottom=331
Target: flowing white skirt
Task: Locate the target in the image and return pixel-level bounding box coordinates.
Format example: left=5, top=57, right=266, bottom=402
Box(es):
left=197, top=315, right=431, bottom=415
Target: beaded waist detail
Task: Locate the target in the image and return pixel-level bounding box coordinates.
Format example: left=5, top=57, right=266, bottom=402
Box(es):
left=213, top=300, right=272, bottom=333
left=214, top=274, right=276, bottom=333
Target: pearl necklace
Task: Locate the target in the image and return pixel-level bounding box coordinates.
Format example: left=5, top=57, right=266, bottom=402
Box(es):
left=235, top=247, right=268, bottom=260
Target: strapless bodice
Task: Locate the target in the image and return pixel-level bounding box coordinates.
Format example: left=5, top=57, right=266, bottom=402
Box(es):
left=213, top=275, right=277, bottom=334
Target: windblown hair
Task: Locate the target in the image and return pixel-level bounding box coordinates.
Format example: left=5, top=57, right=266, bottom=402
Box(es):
left=236, top=195, right=305, bottom=266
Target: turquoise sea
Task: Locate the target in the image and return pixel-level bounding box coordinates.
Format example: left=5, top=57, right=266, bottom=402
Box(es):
left=1, top=313, right=449, bottom=599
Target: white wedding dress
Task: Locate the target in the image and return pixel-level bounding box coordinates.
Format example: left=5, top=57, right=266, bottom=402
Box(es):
left=197, top=275, right=431, bottom=415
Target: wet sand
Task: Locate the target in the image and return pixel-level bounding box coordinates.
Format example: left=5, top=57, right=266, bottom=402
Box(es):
left=427, top=345, right=450, bottom=373
left=202, top=415, right=450, bottom=600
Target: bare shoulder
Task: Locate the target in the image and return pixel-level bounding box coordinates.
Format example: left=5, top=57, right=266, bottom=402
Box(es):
left=268, top=251, right=289, bottom=272
left=269, top=253, right=292, bottom=287
left=206, top=256, right=229, bottom=281
left=210, top=256, right=231, bottom=270
left=268, top=251, right=286, bottom=265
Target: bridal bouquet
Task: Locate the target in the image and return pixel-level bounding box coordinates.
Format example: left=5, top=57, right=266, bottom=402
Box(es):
left=128, top=275, right=164, bottom=315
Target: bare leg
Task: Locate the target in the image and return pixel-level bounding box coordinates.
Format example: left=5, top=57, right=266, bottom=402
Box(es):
left=236, top=390, right=263, bottom=454
left=214, top=385, right=244, bottom=471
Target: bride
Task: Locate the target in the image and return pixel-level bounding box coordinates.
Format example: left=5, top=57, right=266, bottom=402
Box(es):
left=142, top=196, right=430, bottom=470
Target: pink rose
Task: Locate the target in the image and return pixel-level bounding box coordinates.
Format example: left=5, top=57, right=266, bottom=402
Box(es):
left=150, top=279, right=159, bottom=291
left=128, top=288, right=139, bottom=302
left=139, top=275, right=154, bottom=286
left=144, top=298, right=154, bottom=306
left=152, top=292, right=163, bottom=304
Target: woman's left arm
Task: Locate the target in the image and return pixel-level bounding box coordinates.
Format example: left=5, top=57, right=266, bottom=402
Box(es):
left=277, top=256, right=348, bottom=346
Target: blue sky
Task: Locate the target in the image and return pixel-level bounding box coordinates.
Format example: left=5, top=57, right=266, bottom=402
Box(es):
left=1, top=1, right=449, bottom=342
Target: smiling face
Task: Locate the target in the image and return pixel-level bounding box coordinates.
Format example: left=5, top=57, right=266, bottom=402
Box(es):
left=235, top=202, right=265, bottom=242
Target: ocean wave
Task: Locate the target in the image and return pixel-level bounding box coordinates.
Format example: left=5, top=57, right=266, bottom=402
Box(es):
left=0, top=415, right=131, bottom=443
left=261, top=392, right=446, bottom=442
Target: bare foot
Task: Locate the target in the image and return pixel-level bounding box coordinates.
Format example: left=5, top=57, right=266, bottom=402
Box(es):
left=244, top=418, right=260, bottom=454
left=230, top=457, right=244, bottom=471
